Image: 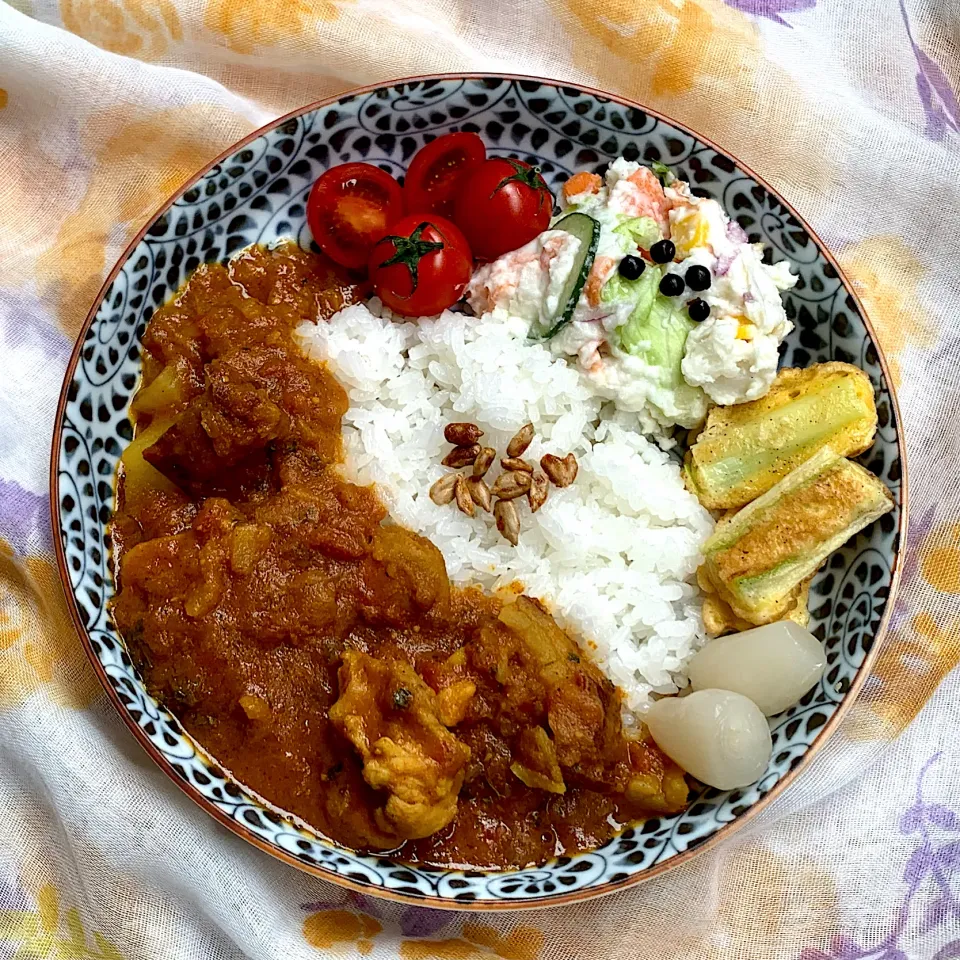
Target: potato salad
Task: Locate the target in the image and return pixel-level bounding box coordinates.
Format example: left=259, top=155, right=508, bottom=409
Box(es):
left=467, top=157, right=798, bottom=434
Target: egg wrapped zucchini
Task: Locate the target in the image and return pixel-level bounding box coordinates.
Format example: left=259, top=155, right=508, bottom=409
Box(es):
left=684, top=363, right=877, bottom=510
left=699, top=448, right=894, bottom=625
left=700, top=574, right=812, bottom=637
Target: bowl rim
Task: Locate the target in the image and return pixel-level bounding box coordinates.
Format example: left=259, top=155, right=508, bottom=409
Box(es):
left=48, top=71, right=910, bottom=911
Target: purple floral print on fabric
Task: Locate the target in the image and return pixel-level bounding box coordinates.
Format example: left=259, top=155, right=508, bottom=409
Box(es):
left=300, top=890, right=451, bottom=939
left=798, top=754, right=960, bottom=960
left=0, top=478, right=49, bottom=553
left=899, top=0, right=959, bottom=141
left=350, top=892, right=451, bottom=938
left=722, top=0, right=815, bottom=27
left=0, top=289, right=70, bottom=364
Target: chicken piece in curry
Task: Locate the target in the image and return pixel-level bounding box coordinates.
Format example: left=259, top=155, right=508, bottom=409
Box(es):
left=111, top=242, right=688, bottom=869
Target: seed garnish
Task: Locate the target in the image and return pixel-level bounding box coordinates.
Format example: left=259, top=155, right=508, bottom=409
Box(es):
left=541, top=453, right=578, bottom=488
left=466, top=476, right=493, bottom=513
left=442, top=444, right=481, bottom=468
left=494, top=499, right=520, bottom=546
left=501, top=456, right=533, bottom=473
left=473, top=447, right=496, bottom=478
left=506, top=422, right=534, bottom=458
left=492, top=471, right=532, bottom=500
left=528, top=472, right=549, bottom=513
left=454, top=475, right=475, bottom=516
left=429, top=473, right=458, bottom=505
left=429, top=426, right=576, bottom=545
left=444, top=422, right=484, bottom=445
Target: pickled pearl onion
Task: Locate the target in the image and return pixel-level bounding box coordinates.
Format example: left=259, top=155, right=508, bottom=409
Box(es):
left=645, top=689, right=772, bottom=790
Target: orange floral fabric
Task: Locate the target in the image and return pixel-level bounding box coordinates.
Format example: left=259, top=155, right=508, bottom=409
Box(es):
left=0, top=0, right=958, bottom=957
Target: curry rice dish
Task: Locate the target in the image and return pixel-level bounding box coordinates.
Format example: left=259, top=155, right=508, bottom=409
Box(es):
left=110, top=147, right=892, bottom=870
left=111, top=244, right=688, bottom=869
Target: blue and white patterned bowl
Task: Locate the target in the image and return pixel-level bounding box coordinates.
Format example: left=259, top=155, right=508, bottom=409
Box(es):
left=51, top=75, right=907, bottom=910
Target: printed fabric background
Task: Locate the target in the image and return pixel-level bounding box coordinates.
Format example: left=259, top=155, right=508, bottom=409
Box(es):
left=0, top=0, right=958, bottom=957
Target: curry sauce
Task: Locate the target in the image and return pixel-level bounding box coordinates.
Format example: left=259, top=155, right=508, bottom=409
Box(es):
left=111, top=242, right=687, bottom=869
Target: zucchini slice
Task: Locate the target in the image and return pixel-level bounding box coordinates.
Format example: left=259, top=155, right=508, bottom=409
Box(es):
left=699, top=448, right=894, bottom=625
left=684, top=362, right=879, bottom=510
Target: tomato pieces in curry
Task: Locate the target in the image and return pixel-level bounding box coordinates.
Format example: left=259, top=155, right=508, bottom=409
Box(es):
left=111, top=242, right=688, bottom=870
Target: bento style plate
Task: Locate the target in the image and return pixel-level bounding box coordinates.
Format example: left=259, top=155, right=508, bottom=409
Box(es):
left=51, top=75, right=906, bottom=910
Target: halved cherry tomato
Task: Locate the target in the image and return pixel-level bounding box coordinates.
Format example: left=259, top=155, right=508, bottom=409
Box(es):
left=307, top=162, right=403, bottom=269
left=453, top=157, right=553, bottom=261
left=368, top=214, right=472, bottom=317
left=403, top=132, right=486, bottom=218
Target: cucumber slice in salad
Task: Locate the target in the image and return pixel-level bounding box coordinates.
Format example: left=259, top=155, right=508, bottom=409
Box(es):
left=537, top=212, right=600, bottom=339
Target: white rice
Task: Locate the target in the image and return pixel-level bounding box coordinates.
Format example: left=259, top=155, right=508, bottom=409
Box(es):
left=295, top=302, right=714, bottom=723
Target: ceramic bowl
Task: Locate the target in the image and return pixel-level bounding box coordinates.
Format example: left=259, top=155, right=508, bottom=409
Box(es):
left=51, top=74, right=907, bottom=910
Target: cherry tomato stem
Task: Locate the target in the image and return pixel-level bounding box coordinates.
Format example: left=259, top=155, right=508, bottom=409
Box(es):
left=453, top=157, right=553, bottom=261
left=368, top=214, right=472, bottom=317
left=375, top=223, right=444, bottom=292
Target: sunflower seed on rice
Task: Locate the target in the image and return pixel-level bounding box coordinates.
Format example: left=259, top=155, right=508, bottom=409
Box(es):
left=506, top=422, right=534, bottom=458
left=528, top=472, right=549, bottom=513
left=444, top=422, right=484, bottom=445
left=472, top=446, right=496, bottom=478
left=466, top=476, right=493, bottom=513
left=454, top=475, right=475, bottom=517
left=501, top=456, right=533, bottom=473
left=429, top=473, right=459, bottom=505
left=491, top=470, right=532, bottom=500
left=541, top=452, right=578, bottom=488
left=494, top=498, right=520, bottom=546
left=442, top=443, right=481, bottom=468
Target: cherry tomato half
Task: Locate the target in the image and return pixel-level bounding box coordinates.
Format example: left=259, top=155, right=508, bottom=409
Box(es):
left=403, top=132, right=486, bottom=218
left=368, top=214, right=473, bottom=317
left=453, top=157, right=553, bottom=261
left=307, top=162, right=403, bottom=269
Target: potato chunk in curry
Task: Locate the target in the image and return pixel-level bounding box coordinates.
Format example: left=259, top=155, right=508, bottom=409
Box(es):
left=330, top=651, right=471, bottom=841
